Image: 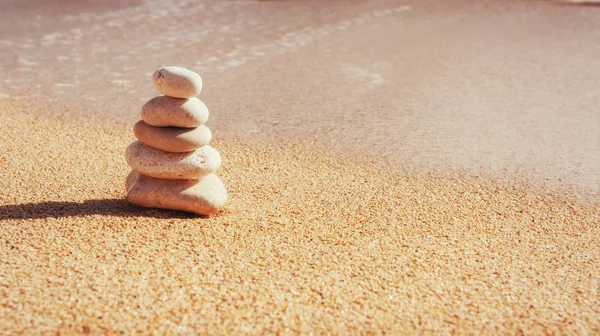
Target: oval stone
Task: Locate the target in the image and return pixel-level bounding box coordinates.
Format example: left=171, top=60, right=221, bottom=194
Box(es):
left=125, top=141, right=221, bottom=179
left=126, top=171, right=227, bottom=216
left=141, top=96, right=209, bottom=128
left=152, top=66, right=202, bottom=98
left=133, top=121, right=212, bottom=153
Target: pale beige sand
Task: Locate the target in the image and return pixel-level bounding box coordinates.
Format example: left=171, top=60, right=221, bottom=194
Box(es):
left=1, top=98, right=599, bottom=334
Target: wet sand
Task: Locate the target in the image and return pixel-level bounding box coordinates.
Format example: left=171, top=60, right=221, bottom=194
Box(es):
left=1, top=0, right=600, bottom=333
left=0, top=0, right=599, bottom=190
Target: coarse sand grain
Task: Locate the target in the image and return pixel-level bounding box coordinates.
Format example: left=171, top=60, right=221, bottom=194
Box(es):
left=0, top=98, right=599, bottom=334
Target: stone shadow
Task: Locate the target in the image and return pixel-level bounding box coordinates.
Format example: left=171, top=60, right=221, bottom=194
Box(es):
left=0, top=199, right=201, bottom=220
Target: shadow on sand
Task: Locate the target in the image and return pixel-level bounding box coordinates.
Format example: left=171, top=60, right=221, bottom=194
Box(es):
left=0, top=199, right=202, bottom=220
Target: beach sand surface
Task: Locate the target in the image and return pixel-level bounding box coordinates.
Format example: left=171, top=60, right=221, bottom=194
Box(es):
left=1, top=99, right=599, bottom=334
left=1, top=0, right=600, bottom=333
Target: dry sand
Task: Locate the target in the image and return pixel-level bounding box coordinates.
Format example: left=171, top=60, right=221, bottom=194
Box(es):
left=1, top=98, right=599, bottom=334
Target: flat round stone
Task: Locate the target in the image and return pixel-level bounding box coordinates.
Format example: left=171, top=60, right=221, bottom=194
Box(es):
left=126, top=171, right=227, bottom=216
left=152, top=66, right=202, bottom=98
left=133, top=121, right=212, bottom=153
left=125, top=141, right=221, bottom=179
left=141, top=96, right=209, bottom=128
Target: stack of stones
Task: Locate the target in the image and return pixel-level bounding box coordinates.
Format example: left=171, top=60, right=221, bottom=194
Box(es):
left=125, top=66, right=227, bottom=216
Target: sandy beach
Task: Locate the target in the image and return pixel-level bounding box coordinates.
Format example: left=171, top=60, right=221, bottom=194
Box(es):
left=1, top=0, right=600, bottom=334
left=1, top=98, right=599, bottom=334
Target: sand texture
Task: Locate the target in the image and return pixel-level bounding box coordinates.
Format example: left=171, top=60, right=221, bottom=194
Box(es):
left=1, top=0, right=600, bottom=333
left=1, top=98, right=599, bottom=334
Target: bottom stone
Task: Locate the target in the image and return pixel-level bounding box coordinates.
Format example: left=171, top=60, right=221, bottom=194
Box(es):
left=126, top=171, right=227, bottom=216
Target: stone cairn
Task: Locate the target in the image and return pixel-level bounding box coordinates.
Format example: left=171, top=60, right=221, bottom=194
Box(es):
left=124, top=66, right=227, bottom=215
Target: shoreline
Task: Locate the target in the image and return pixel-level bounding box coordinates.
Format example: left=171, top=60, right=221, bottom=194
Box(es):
left=1, top=0, right=599, bottom=193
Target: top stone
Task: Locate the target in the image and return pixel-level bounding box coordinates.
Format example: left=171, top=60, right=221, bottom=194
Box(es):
left=152, top=66, right=203, bottom=98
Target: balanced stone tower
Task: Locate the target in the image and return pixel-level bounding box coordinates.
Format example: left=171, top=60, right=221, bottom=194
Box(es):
left=124, top=66, right=227, bottom=215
